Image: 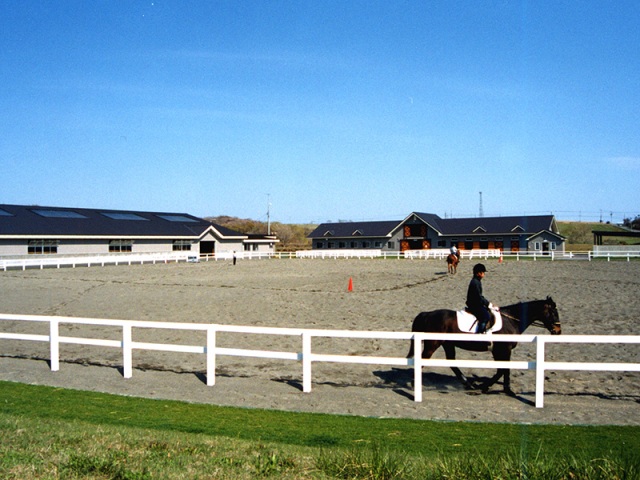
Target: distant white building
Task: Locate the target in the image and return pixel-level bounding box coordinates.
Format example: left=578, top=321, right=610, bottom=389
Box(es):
left=0, top=204, right=277, bottom=258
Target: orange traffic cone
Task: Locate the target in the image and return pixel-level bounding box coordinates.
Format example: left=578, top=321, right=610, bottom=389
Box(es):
left=498, top=255, right=503, bottom=264
left=348, top=277, right=353, bottom=292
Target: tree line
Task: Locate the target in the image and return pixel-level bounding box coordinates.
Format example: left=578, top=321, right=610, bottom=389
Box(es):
left=622, top=215, right=640, bottom=230
left=205, top=216, right=314, bottom=251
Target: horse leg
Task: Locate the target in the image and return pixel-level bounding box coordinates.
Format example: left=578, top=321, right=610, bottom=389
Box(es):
left=480, top=368, right=506, bottom=394
left=442, top=343, right=475, bottom=390
left=407, top=339, right=440, bottom=360
left=479, top=349, right=516, bottom=396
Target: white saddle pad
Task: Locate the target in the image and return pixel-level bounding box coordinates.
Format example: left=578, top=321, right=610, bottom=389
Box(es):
left=456, top=308, right=502, bottom=334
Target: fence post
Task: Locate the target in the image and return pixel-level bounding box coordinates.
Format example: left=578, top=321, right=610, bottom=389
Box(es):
left=535, top=336, right=546, bottom=408
left=50, top=319, right=60, bottom=372
left=206, top=327, right=216, bottom=386
left=413, top=335, right=423, bottom=402
left=122, top=324, right=133, bottom=379
left=302, top=332, right=312, bottom=393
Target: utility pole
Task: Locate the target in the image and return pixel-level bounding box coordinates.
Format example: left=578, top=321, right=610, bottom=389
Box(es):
left=266, top=194, right=271, bottom=235
left=479, top=191, right=484, bottom=218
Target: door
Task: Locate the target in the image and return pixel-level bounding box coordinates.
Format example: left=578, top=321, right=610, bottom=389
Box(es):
left=200, top=241, right=215, bottom=255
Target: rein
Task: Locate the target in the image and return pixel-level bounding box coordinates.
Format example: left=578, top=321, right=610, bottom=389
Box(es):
left=499, top=309, right=552, bottom=329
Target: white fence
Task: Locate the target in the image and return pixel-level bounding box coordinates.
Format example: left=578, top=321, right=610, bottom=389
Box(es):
left=404, top=248, right=502, bottom=260
left=1, top=313, right=638, bottom=408
left=3, top=248, right=639, bottom=271
left=296, top=249, right=382, bottom=259
left=588, top=250, right=640, bottom=261
left=0, top=252, right=194, bottom=271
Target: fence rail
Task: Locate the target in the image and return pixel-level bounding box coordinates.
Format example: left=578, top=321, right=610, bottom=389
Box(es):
left=3, top=248, right=640, bottom=270
left=0, top=252, right=194, bottom=271
left=1, top=313, right=638, bottom=408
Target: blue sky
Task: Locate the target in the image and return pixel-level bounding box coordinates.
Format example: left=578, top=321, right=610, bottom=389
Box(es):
left=1, top=1, right=638, bottom=224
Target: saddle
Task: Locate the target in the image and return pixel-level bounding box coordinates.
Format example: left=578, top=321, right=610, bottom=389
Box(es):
left=456, top=307, right=502, bottom=334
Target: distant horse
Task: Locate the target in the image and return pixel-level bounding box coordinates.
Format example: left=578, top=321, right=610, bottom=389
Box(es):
left=446, top=253, right=460, bottom=274
left=407, top=297, right=561, bottom=396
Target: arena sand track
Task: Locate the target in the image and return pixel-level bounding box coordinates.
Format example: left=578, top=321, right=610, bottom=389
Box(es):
left=1, top=258, right=638, bottom=425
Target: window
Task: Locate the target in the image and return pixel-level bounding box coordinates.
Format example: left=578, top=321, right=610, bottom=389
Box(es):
left=437, top=240, right=447, bottom=247
left=28, top=240, right=58, bottom=254
left=109, top=240, right=133, bottom=252
left=157, top=215, right=198, bottom=223
left=551, top=242, right=557, bottom=250
left=102, top=212, right=148, bottom=221
left=315, top=242, right=324, bottom=249
left=32, top=209, right=87, bottom=219
left=534, top=242, right=541, bottom=250
left=173, top=240, right=192, bottom=251
left=387, top=241, right=394, bottom=249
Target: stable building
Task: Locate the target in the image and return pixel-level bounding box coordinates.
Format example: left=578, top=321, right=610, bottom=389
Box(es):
left=0, top=204, right=277, bottom=258
left=308, top=212, right=565, bottom=254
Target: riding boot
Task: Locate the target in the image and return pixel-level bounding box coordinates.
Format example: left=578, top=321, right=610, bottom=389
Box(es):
left=476, top=322, right=487, bottom=334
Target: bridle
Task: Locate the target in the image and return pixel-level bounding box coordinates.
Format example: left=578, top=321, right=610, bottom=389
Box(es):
left=500, top=303, right=561, bottom=333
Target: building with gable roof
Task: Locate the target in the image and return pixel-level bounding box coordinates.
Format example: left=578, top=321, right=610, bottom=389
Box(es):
left=308, top=212, right=565, bottom=254
left=0, top=204, right=277, bottom=258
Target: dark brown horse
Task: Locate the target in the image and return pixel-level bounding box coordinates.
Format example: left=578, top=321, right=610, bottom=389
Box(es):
left=407, top=297, right=561, bottom=396
left=446, top=253, right=460, bottom=274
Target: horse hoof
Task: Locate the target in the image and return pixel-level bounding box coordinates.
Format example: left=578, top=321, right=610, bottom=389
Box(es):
left=481, top=387, right=490, bottom=394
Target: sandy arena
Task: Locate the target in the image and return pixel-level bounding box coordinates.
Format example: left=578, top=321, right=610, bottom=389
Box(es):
left=1, top=258, right=638, bottom=425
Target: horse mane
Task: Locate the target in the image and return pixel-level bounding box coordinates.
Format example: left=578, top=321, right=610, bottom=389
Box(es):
left=499, top=298, right=554, bottom=333
left=500, top=297, right=552, bottom=312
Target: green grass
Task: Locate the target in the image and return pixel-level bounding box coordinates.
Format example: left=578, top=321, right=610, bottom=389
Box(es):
left=558, top=221, right=631, bottom=247
left=1, top=381, right=639, bottom=479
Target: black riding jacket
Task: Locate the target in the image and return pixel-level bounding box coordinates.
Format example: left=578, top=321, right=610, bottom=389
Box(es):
left=466, top=275, right=490, bottom=313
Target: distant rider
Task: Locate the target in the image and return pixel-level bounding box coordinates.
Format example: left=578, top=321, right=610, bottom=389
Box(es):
left=466, top=263, right=491, bottom=333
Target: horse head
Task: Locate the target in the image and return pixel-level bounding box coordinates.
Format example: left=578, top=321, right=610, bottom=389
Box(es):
left=542, top=296, right=561, bottom=335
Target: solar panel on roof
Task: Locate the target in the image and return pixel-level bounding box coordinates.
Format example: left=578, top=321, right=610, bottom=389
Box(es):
left=157, top=214, right=198, bottom=222
left=32, top=209, right=87, bottom=219
left=101, top=212, right=149, bottom=221
left=0, top=209, right=12, bottom=216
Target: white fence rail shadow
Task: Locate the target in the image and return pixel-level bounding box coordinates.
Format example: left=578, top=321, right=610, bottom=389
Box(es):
left=1, top=313, right=638, bottom=408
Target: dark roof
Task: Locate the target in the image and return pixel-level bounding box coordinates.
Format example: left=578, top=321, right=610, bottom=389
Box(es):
left=0, top=204, right=244, bottom=238
left=308, top=213, right=561, bottom=239
left=308, top=220, right=400, bottom=238
left=436, top=214, right=557, bottom=236
left=409, top=212, right=445, bottom=232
